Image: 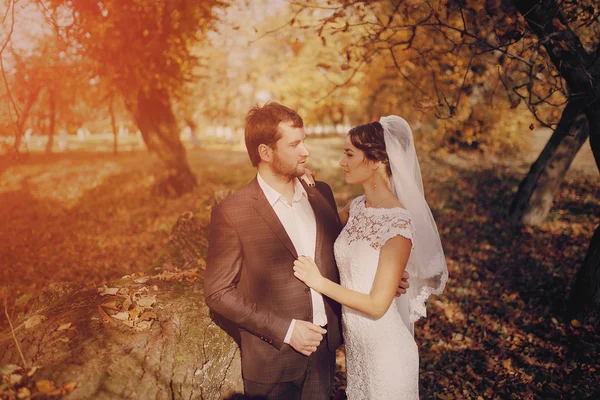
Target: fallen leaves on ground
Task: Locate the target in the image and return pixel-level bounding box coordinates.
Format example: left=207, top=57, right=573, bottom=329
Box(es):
left=0, top=143, right=598, bottom=399
left=155, top=267, right=202, bottom=283
left=95, top=274, right=160, bottom=331
left=92, top=268, right=202, bottom=330
left=0, top=365, right=76, bottom=399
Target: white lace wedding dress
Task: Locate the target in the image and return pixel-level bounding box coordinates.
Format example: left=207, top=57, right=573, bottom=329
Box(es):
left=334, top=196, right=419, bottom=399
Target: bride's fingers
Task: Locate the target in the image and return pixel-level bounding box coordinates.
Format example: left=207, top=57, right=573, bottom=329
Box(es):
left=296, top=256, right=314, bottom=266
left=300, top=172, right=315, bottom=187
left=302, top=169, right=316, bottom=187
left=293, top=270, right=304, bottom=280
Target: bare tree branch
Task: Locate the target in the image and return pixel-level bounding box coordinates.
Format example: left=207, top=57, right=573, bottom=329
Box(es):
left=249, top=9, right=302, bottom=44
left=453, top=50, right=475, bottom=114
left=315, top=59, right=366, bottom=103
left=388, top=48, right=429, bottom=97
left=1, top=0, right=20, bottom=131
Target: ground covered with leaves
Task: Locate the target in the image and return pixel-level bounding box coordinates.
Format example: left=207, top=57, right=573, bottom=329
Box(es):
left=1, top=139, right=598, bottom=399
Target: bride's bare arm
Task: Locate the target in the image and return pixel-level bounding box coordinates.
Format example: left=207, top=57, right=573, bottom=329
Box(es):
left=293, top=236, right=411, bottom=319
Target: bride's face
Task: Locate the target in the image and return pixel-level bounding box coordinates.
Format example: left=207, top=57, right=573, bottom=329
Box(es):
left=339, top=135, right=376, bottom=185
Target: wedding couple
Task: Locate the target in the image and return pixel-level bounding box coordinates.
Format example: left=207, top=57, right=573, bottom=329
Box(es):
left=204, top=102, right=448, bottom=399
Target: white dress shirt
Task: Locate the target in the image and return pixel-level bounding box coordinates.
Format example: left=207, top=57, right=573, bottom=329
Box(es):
left=256, top=172, right=328, bottom=343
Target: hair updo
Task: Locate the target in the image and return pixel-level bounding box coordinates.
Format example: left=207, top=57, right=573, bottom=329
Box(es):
left=348, top=121, right=392, bottom=177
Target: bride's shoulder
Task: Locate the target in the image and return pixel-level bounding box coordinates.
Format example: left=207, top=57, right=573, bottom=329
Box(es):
left=385, top=197, right=405, bottom=210
left=349, top=195, right=365, bottom=209
left=379, top=203, right=413, bottom=226
left=372, top=197, right=409, bottom=217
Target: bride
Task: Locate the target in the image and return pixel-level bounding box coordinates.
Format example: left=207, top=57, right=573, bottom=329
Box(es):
left=294, top=116, right=448, bottom=399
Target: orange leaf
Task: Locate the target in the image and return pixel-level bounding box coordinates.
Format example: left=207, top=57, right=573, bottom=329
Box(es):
left=97, top=305, right=115, bottom=325
left=57, top=322, right=72, bottom=331
left=36, top=379, right=57, bottom=393
left=63, top=382, right=77, bottom=394
left=17, top=387, right=31, bottom=398
left=101, top=300, right=120, bottom=310
left=25, top=315, right=47, bottom=329
left=139, top=311, right=157, bottom=321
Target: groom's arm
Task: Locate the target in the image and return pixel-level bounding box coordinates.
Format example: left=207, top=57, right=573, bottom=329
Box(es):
left=204, top=203, right=290, bottom=350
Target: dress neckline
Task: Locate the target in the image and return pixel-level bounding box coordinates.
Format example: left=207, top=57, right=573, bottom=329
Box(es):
left=358, top=195, right=411, bottom=215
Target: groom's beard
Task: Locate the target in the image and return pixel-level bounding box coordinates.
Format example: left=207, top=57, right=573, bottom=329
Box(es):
left=272, top=152, right=305, bottom=181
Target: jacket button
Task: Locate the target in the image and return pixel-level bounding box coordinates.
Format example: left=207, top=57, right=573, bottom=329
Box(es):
left=304, top=287, right=310, bottom=293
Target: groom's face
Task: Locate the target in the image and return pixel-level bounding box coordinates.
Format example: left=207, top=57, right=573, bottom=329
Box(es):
left=271, top=121, right=310, bottom=179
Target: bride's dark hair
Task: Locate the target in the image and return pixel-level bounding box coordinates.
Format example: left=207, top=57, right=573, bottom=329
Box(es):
left=348, top=121, right=392, bottom=176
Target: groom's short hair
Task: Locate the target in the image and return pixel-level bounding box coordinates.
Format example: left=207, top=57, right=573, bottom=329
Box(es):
left=245, top=102, right=304, bottom=167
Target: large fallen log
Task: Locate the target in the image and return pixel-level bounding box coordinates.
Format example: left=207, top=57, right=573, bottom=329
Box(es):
left=0, top=211, right=243, bottom=399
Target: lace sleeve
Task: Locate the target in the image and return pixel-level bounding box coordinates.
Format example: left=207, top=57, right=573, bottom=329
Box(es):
left=373, top=212, right=416, bottom=251
left=349, top=195, right=365, bottom=215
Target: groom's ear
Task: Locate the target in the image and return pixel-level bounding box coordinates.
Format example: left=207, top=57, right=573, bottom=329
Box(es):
left=258, top=143, right=273, bottom=163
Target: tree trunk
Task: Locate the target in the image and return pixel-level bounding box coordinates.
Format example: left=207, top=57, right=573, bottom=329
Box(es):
left=13, top=87, right=41, bottom=153
left=508, top=0, right=600, bottom=324
left=0, top=211, right=242, bottom=400
left=185, top=118, right=201, bottom=149
left=568, top=225, right=600, bottom=323
left=132, top=87, right=197, bottom=197
left=586, top=104, right=600, bottom=171
left=109, top=96, right=118, bottom=155
left=508, top=101, right=589, bottom=225
left=45, top=92, right=56, bottom=154
left=508, top=0, right=600, bottom=171
left=150, top=211, right=208, bottom=272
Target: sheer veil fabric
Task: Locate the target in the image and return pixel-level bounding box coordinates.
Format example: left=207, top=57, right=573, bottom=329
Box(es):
left=379, top=116, right=448, bottom=335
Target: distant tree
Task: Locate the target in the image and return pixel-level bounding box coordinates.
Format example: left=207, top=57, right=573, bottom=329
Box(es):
left=40, top=0, right=228, bottom=196
left=5, top=49, right=42, bottom=152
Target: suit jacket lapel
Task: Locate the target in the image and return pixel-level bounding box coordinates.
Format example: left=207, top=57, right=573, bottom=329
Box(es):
left=250, top=177, right=298, bottom=258
left=301, top=181, right=327, bottom=271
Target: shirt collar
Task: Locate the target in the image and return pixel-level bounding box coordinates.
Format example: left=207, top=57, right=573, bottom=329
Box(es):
left=257, top=172, right=308, bottom=206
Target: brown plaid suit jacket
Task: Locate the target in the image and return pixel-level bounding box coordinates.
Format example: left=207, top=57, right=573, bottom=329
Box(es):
left=204, top=177, right=343, bottom=384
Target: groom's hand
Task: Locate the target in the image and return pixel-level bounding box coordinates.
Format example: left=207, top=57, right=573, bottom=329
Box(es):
left=395, top=270, right=410, bottom=297
left=289, top=320, right=327, bottom=356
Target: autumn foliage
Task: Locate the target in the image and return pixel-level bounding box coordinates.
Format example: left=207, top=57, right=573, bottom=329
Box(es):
left=0, top=0, right=598, bottom=398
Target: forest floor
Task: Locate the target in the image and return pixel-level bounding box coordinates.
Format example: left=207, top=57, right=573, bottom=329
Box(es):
left=0, top=134, right=598, bottom=399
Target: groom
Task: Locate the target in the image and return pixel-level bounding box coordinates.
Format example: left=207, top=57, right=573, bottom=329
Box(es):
left=204, top=102, right=407, bottom=399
